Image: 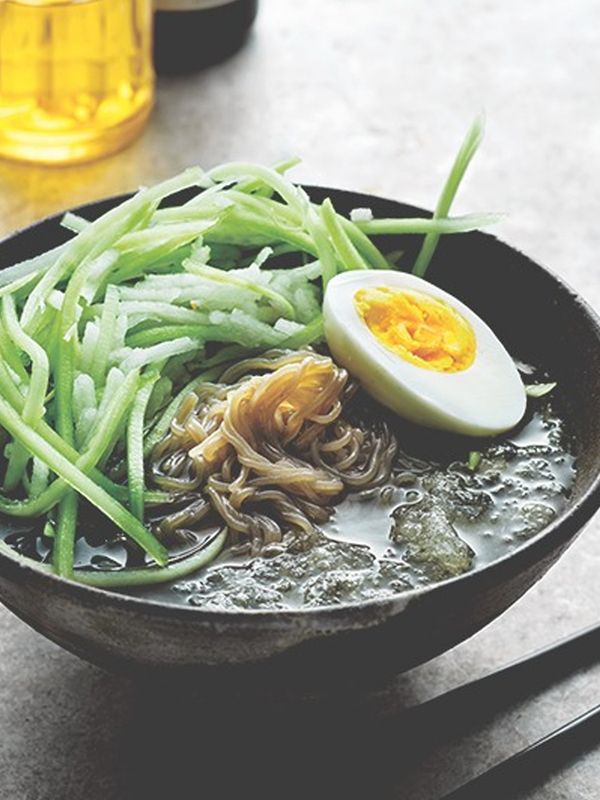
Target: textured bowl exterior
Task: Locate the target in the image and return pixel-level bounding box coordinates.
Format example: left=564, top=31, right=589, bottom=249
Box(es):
left=1, top=187, right=600, bottom=692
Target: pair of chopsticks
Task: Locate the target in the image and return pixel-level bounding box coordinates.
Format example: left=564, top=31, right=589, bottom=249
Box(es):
left=387, top=622, right=600, bottom=798
left=442, top=701, right=600, bottom=798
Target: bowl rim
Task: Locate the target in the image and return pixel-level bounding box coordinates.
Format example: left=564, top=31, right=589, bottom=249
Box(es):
left=1, top=184, right=600, bottom=628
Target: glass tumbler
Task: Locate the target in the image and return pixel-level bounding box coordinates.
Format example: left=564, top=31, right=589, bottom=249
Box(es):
left=0, top=0, right=154, bottom=164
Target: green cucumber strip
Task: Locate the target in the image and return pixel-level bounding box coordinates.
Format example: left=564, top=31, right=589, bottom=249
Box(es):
left=357, top=212, right=500, bottom=236
left=303, top=201, right=338, bottom=287
left=321, top=198, right=369, bottom=271
left=21, top=168, right=205, bottom=332
left=0, top=529, right=226, bottom=590
left=61, top=212, right=88, bottom=234
left=127, top=374, right=159, bottom=521
left=339, top=216, right=389, bottom=269
left=89, top=285, right=119, bottom=386
left=183, top=261, right=296, bottom=320
left=0, top=369, right=139, bottom=515
left=0, top=241, right=68, bottom=290
left=54, top=491, right=78, bottom=577
left=208, top=163, right=303, bottom=211
left=75, top=529, right=227, bottom=588
left=0, top=318, right=29, bottom=384
left=413, top=114, right=485, bottom=277
left=1, top=294, right=50, bottom=490
left=0, top=392, right=167, bottom=566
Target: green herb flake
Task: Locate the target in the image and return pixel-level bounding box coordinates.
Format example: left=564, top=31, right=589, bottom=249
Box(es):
left=525, top=382, right=557, bottom=399
left=467, top=451, right=482, bottom=471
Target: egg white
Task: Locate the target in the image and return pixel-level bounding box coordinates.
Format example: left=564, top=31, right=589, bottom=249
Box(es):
left=323, top=270, right=526, bottom=437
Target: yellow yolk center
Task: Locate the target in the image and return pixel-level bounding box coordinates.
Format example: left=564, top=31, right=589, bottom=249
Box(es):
left=354, top=286, right=476, bottom=373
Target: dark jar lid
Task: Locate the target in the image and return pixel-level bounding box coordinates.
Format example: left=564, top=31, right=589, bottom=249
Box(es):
left=153, top=0, right=259, bottom=74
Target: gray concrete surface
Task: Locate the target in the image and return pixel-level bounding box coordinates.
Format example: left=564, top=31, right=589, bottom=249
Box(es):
left=1, top=0, right=600, bottom=797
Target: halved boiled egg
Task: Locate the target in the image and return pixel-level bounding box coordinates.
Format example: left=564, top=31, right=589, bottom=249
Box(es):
left=323, top=270, right=526, bottom=436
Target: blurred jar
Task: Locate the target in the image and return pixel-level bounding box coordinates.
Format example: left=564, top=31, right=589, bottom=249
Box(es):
left=0, top=0, right=154, bottom=165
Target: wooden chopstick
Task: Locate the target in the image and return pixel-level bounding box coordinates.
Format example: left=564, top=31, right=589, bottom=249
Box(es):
left=439, top=701, right=600, bottom=799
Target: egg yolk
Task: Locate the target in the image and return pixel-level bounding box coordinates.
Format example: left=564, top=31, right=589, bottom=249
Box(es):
left=354, top=287, right=476, bottom=373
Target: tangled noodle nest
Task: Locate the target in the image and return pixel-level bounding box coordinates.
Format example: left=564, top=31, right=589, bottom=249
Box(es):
left=151, top=351, right=398, bottom=556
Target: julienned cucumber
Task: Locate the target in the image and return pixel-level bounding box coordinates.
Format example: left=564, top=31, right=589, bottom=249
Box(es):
left=0, top=127, right=490, bottom=585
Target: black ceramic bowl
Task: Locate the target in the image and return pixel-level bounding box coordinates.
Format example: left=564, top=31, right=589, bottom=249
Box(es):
left=1, top=187, right=600, bottom=692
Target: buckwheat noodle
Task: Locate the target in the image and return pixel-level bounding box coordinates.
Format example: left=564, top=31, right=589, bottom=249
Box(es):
left=151, top=351, right=397, bottom=555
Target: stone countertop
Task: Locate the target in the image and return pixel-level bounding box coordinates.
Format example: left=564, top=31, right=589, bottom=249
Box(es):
left=1, top=1, right=599, bottom=798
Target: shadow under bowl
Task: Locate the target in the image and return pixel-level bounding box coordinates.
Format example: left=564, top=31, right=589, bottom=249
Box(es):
left=1, top=186, right=600, bottom=693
